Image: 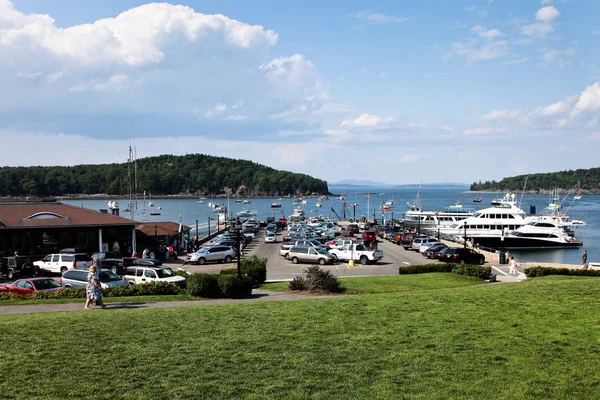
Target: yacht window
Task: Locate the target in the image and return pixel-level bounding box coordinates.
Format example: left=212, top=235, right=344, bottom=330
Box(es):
left=508, top=214, right=515, bottom=219
left=473, top=212, right=482, bottom=218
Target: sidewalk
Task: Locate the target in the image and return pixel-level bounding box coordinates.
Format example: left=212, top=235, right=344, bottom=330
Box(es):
left=0, top=289, right=336, bottom=315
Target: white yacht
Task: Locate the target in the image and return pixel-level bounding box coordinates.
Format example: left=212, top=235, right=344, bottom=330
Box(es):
left=107, top=201, right=119, bottom=210
left=237, top=209, right=257, bottom=217
left=402, top=189, right=475, bottom=228
left=503, top=221, right=582, bottom=249
left=437, top=201, right=527, bottom=248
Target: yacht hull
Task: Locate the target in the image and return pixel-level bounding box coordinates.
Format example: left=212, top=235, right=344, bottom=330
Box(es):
left=469, top=236, right=582, bottom=250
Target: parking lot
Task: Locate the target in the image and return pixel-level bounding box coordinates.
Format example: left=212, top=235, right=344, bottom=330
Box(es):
left=178, top=228, right=442, bottom=281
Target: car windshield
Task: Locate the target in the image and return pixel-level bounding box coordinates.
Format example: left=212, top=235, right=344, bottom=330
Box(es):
left=156, top=268, right=176, bottom=278
left=197, top=248, right=209, bottom=254
left=316, top=248, right=329, bottom=255
left=34, top=279, right=61, bottom=290
left=99, top=271, right=122, bottom=282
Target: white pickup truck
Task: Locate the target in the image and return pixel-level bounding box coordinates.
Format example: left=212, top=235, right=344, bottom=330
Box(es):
left=33, top=253, right=92, bottom=274
left=328, top=243, right=383, bottom=265
left=124, top=266, right=186, bottom=288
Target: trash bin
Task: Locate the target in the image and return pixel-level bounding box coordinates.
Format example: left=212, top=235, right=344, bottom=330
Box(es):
left=499, top=251, right=506, bottom=264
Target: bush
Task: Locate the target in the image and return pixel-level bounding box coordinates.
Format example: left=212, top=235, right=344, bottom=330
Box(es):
left=219, top=256, right=268, bottom=285
left=289, top=276, right=306, bottom=291
left=398, top=264, right=454, bottom=274
left=217, top=274, right=253, bottom=298
left=187, top=274, right=220, bottom=298
left=452, top=264, right=491, bottom=280
left=0, top=282, right=181, bottom=302
left=525, top=267, right=600, bottom=278
left=289, top=266, right=344, bottom=293
left=241, top=255, right=268, bottom=285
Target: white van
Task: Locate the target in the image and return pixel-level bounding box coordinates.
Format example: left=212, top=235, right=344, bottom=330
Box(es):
left=411, top=237, right=439, bottom=252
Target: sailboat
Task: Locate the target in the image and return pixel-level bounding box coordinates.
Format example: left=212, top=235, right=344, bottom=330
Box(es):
left=574, top=181, right=582, bottom=200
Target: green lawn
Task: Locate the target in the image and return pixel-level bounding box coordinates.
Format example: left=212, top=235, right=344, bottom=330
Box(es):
left=1, top=275, right=600, bottom=399
left=261, top=273, right=485, bottom=294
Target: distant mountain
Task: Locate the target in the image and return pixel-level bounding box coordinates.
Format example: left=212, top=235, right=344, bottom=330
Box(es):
left=329, top=180, right=393, bottom=187
left=329, top=180, right=469, bottom=188
left=393, top=182, right=469, bottom=188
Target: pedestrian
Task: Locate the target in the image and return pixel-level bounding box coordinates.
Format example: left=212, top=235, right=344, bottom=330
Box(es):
left=85, top=264, right=106, bottom=309
left=142, top=247, right=150, bottom=258
left=582, top=250, right=588, bottom=270
left=509, top=256, right=519, bottom=277
left=112, top=241, right=120, bottom=255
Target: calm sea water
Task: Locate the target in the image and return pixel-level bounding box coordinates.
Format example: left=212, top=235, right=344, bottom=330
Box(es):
left=63, top=185, right=598, bottom=265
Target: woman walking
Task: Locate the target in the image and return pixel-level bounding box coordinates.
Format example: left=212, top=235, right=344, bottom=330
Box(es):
left=85, top=263, right=106, bottom=309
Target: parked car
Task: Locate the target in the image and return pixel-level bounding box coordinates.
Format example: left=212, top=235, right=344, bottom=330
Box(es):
left=186, top=246, right=236, bottom=265
left=419, top=241, right=444, bottom=254
left=1, top=256, right=43, bottom=279
left=411, top=237, right=440, bottom=252
left=423, top=243, right=448, bottom=258
left=61, top=268, right=129, bottom=289
left=124, top=266, right=186, bottom=288
left=401, top=234, right=426, bottom=250
left=362, top=231, right=377, bottom=242
left=33, top=253, right=92, bottom=275
left=265, top=232, right=277, bottom=243
left=1, top=278, right=62, bottom=294
left=347, top=224, right=360, bottom=234
left=438, top=248, right=485, bottom=265
left=286, top=247, right=335, bottom=265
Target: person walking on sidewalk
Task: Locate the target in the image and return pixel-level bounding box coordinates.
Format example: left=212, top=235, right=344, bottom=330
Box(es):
left=85, top=264, right=106, bottom=309
left=582, top=250, right=588, bottom=270
left=509, top=257, right=519, bottom=277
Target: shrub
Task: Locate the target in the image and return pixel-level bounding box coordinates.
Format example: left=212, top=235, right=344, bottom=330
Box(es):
left=452, top=264, right=491, bottom=280
left=398, top=264, right=454, bottom=274
left=289, top=276, right=306, bottom=291
left=525, top=267, right=600, bottom=278
left=175, top=269, right=190, bottom=278
left=187, top=273, right=220, bottom=298
left=219, top=256, right=268, bottom=285
left=105, top=281, right=180, bottom=297
left=289, top=266, right=344, bottom=293
left=241, top=255, right=268, bottom=285
left=217, top=274, right=253, bottom=298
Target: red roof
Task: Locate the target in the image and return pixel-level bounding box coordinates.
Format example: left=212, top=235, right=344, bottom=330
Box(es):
left=0, top=202, right=136, bottom=229
left=136, top=222, right=191, bottom=236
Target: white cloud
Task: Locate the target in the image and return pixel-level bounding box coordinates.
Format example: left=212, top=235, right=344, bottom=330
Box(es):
left=378, top=72, right=388, bottom=78
left=354, top=11, right=411, bottom=26
left=572, top=82, right=600, bottom=116
left=502, top=57, right=531, bottom=65
left=541, top=0, right=553, bottom=4
left=69, top=74, right=143, bottom=92
left=471, top=25, right=504, bottom=38
left=452, top=38, right=509, bottom=64
left=0, top=2, right=277, bottom=67
left=340, top=113, right=396, bottom=129
left=521, top=6, right=560, bottom=38
left=463, top=127, right=493, bottom=135
left=536, top=6, right=560, bottom=22
left=482, top=110, right=521, bottom=120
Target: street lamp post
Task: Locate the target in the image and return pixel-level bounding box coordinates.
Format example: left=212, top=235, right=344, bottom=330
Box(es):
left=154, top=225, right=158, bottom=249
left=230, top=221, right=242, bottom=278
left=208, top=217, right=211, bottom=238
left=463, top=223, right=467, bottom=249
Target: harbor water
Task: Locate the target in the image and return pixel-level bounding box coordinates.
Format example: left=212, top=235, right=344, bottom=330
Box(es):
left=63, top=185, right=599, bottom=266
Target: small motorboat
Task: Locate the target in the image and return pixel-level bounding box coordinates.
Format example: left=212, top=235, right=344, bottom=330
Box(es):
left=473, top=197, right=483, bottom=203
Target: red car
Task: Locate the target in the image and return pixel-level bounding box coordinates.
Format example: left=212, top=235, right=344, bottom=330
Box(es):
left=2, top=278, right=62, bottom=295
left=362, top=231, right=377, bottom=241
left=347, top=224, right=359, bottom=234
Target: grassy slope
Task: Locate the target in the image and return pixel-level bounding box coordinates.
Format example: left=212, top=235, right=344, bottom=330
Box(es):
left=1, top=276, right=600, bottom=399
left=261, top=273, right=484, bottom=294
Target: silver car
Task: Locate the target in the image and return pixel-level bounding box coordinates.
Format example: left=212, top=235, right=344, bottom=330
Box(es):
left=60, top=268, right=128, bottom=289
left=287, top=246, right=335, bottom=265
left=186, top=245, right=236, bottom=265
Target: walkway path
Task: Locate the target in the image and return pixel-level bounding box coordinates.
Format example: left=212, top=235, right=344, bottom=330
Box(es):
left=0, top=290, right=336, bottom=315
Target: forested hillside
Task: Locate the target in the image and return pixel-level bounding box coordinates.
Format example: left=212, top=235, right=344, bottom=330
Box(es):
left=0, top=154, right=328, bottom=197
left=470, top=167, right=600, bottom=192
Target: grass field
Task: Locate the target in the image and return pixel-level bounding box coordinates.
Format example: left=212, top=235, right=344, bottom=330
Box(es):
left=1, top=275, right=600, bottom=399
left=261, top=273, right=485, bottom=294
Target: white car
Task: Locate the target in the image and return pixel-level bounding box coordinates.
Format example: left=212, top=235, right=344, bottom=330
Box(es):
left=265, top=232, right=277, bottom=243
left=419, top=241, right=443, bottom=254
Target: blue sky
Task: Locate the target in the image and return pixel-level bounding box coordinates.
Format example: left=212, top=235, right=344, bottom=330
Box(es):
left=2, top=0, right=599, bottom=185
